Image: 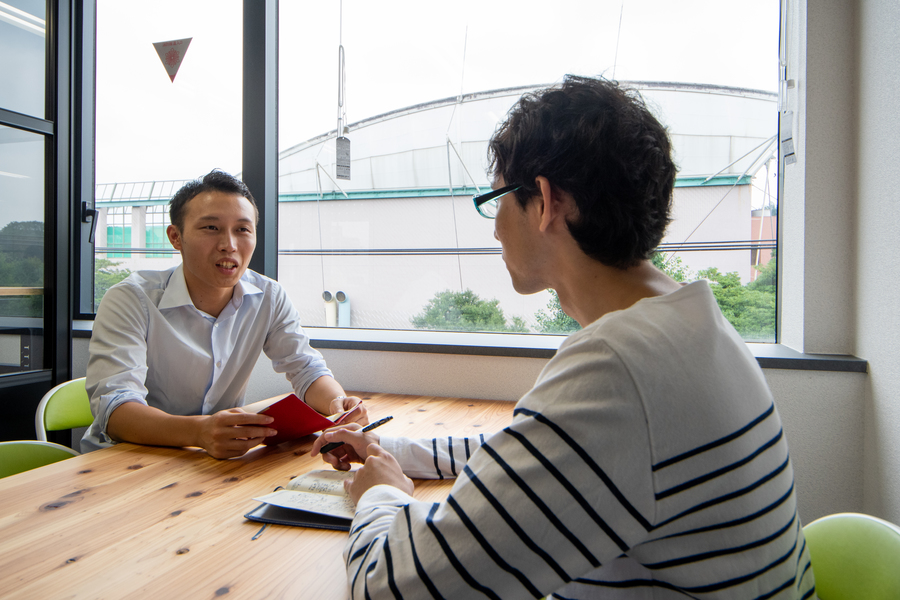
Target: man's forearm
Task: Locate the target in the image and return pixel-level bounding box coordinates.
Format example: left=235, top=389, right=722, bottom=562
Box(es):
left=107, top=401, right=204, bottom=448
left=303, top=375, right=349, bottom=414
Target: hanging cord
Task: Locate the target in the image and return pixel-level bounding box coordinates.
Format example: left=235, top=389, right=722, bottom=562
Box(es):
left=337, top=0, right=347, bottom=137
left=337, top=0, right=347, bottom=136
left=611, top=3, right=624, bottom=80
left=445, top=26, right=469, bottom=291
left=445, top=27, right=468, bottom=139
left=337, top=46, right=346, bottom=135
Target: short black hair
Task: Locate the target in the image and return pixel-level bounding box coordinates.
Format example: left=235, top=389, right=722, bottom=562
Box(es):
left=488, top=76, right=676, bottom=269
left=169, top=169, right=259, bottom=231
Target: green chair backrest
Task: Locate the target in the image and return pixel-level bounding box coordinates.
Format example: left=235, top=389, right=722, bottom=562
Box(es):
left=35, top=377, right=93, bottom=441
left=804, top=512, right=900, bottom=600
left=0, top=441, right=79, bottom=478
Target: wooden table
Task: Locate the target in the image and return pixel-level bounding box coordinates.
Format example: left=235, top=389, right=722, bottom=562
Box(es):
left=0, top=392, right=514, bottom=599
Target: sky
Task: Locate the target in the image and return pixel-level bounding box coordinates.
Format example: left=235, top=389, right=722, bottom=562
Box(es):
left=94, top=0, right=779, bottom=184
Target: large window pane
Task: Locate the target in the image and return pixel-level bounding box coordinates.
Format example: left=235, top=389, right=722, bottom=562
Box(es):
left=0, top=0, right=46, bottom=118
left=278, top=0, right=779, bottom=341
left=0, top=124, right=44, bottom=374
left=94, top=0, right=241, bottom=306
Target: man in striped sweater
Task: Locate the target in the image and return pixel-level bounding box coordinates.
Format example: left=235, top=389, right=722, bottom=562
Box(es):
left=312, top=76, right=816, bottom=599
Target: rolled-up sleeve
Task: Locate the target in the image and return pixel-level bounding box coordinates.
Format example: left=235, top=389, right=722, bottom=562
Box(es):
left=263, top=282, right=333, bottom=401
left=82, top=283, right=152, bottom=451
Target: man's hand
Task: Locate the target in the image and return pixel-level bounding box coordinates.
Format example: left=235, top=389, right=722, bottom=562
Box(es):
left=197, top=408, right=276, bottom=459
left=344, top=444, right=414, bottom=504
left=328, top=395, right=369, bottom=426
left=311, top=423, right=380, bottom=470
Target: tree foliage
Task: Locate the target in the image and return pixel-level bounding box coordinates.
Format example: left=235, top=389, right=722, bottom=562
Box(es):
left=94, top=258, right=132, bottom=309
left=699, top=255, right=777, bottom=342
left=412, top=289, right=528, bottom=333
left=0, top=220, right=133, bottom=315
left=0, top=221, right=44, bottom=317
left=651, top=252, right=692, bottom=282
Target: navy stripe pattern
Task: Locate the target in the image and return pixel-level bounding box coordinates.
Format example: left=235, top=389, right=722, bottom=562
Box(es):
left=343, top=282, right=816, bottom=599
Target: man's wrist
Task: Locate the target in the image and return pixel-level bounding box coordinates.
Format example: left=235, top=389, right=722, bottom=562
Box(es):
left=310, top=394, right=346, bottom=415
left=330, top=395, right=347, bottom=413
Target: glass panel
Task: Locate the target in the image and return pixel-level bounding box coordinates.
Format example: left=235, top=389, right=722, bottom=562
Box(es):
left=0, top=124, right=44, bottom=374
left=277, top=0, right=780, bottom=341
left=0, top=0, right=46, bottom=118
left=94, top=0, right=242, bottom=305
left=144, top=205, right=171, bottom=258
left=105, top=206, right=131, bottom=258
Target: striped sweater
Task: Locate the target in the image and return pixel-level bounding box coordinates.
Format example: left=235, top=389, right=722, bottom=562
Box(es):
left=347, top=281, right=817, bottom=599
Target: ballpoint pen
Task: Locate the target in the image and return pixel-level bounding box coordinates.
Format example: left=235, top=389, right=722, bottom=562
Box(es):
left=319, top=415, right=393, bottom=455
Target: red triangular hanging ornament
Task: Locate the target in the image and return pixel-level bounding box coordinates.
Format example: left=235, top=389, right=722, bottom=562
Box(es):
left=152, top=38, right=192, bottom=82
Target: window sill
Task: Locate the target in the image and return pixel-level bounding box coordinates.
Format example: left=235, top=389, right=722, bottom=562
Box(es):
left=72, top=322, right=868, bottom=373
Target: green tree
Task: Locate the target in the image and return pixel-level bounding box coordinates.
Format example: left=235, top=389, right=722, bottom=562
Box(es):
left=0, top=221, right=44, bottom=317
left=412, top=289, right=528, bottom=333
left=651, top=252, right=692, bottom=282
left=94, top=258, right=132, bottom=308
left=699, top=255, right=777, bottom=342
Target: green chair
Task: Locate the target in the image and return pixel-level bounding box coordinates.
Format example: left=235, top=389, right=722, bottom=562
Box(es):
left=0, top=440, right=79, bottom=478
left=34, top=377, right=92, bottom=444
left=804, top=512, right=900, bottom=600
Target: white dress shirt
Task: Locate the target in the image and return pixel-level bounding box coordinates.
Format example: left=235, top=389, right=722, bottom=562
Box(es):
left=82, top=264, right=332, bottom=452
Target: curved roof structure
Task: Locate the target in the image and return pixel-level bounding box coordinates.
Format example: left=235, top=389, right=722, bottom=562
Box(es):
left=279, top=81, right=777, bottom=196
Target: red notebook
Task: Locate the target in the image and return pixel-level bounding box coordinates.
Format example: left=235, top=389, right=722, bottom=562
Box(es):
left=243, top=394, right=361, bottom=446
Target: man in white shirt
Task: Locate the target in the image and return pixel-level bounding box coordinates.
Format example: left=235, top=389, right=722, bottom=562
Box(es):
left=311, top=77, right=815, bottom=598
left=83, top=170, right=366, bottom=457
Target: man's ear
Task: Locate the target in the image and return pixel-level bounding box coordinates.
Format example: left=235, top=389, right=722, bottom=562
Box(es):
left=167, top=224, right=183, bottom=251
left=534, top=176, right=564, bottom=233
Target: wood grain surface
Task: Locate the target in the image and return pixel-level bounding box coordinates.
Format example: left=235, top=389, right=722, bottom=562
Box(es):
left=0, top=392, right=514, bottom=599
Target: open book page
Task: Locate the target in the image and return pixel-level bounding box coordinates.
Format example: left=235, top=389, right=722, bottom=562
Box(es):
left=286, top=469, right=355, bottom=494
left=253, top=470, right=356, bottom=520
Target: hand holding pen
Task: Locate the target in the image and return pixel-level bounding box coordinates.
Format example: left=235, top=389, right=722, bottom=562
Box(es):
left=313, top=416, right=393, bottom=469
left=319, top=416, right=393, bottom=454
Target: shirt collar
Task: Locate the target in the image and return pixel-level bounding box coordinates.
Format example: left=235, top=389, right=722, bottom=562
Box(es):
left=158, top=264, right=263, bottom=312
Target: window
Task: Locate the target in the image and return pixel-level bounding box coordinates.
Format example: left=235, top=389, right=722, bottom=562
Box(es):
left=0, top=125, right=44, bottom=373
left=144, top=205, right=170, bottom=258
left=277, top=0, right=780, bottom=341
left=0, top=0, right=45, bottom=117
left=92, top=0, right=242, bottom=302
left=105, top=206, right=131, bottom=258
left=89, top=1, right=780, bottom=345
left=0, top=1, right=47, bottom=376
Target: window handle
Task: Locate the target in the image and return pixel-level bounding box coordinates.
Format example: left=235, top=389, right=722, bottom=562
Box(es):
left=82, top=201, right=99, bottom=244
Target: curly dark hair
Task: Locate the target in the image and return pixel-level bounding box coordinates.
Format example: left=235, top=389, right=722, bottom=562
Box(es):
left=169, top=169, right=258, bottom=231
left=488, top=76, right=676, bottom=268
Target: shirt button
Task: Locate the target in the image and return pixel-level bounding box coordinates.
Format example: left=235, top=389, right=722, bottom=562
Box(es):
left=216, top=361, right=222, bottom=368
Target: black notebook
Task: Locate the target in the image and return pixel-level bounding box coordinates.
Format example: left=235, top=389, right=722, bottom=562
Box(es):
left=245, top=469, right=355, bottom=531
left=244, top=502, right=351, bottom=531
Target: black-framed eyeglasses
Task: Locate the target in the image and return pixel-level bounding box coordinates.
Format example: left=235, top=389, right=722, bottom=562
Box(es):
left=473, top=184, right=522, bottom=219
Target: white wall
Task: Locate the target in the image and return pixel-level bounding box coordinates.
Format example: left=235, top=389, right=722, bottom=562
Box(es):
left=855, top=0, right=900, bottom=520
left=779, top=0, right=900, bottom=523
